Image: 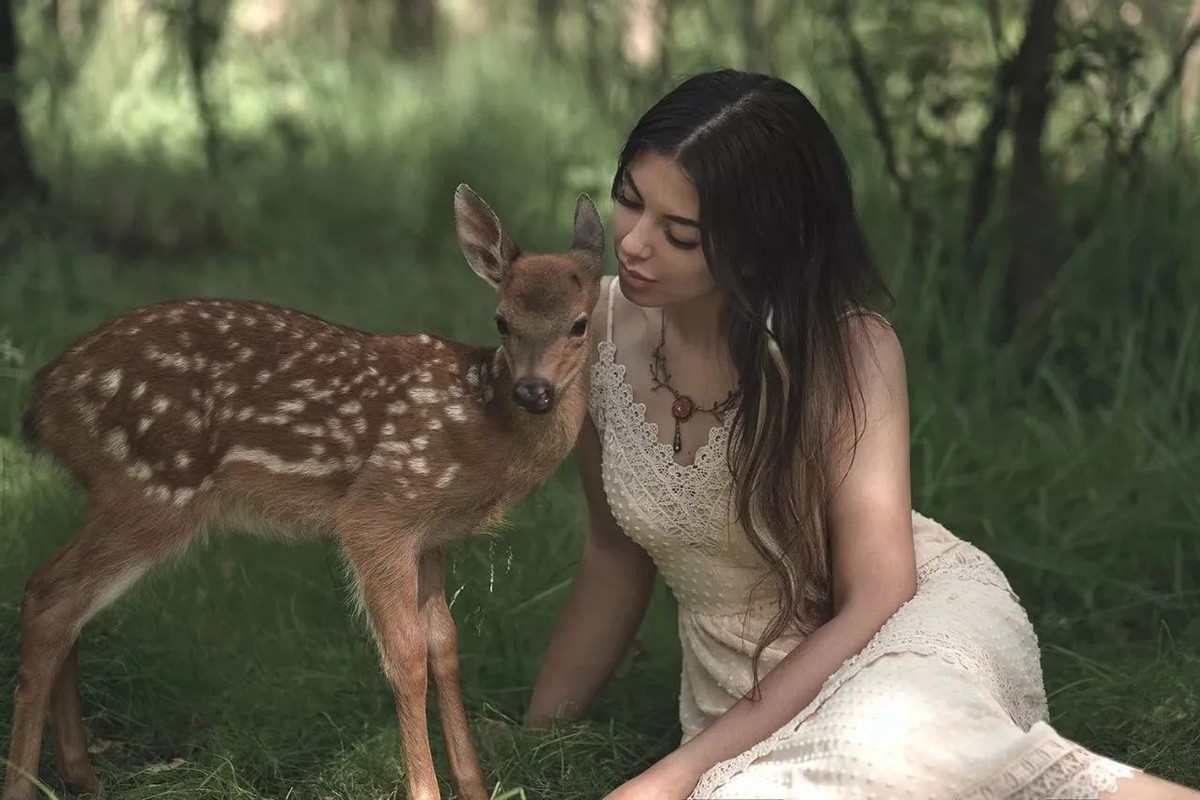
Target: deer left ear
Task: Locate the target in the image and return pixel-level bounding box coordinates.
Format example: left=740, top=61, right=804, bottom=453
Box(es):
left=570, top=193, right=605, bottom=277
left=455, top=184, right=520, bottom=289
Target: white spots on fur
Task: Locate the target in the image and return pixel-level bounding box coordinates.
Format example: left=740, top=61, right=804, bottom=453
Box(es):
left=304, top=340, right=319, bottom=352
left=436, top=464, right=459, bottom=488
left=73, top=400, right=99, bottom=435
left=278, top=399, right=306, bottom=414
left=237, top=407, right=255, bottom=422
left=167, top=308, right=186, bottom=323
left=295, top=423, right=324, bottom=437
left=279, top=353, right=301, bottom=372
left=137, top=417, right=153, bottom=435
left=417, top=334, right=432, bottom=345
left=444, top=404, right=467, bottom=422
left=220, top=445, right=343, bottom=476
left=215, top=381, right=239, bottom=398
left=408, top=387, right=441, bottom=405
left=344, top=455, right=362, bottom=471
left=427, top=417, right=443, bottom=430
left=126, top=461, right=153, bottom=481
left=352, top=418, right=367, bottom=435
left=311, top=442, right=326, bottom=456
left=257, top=414, right=292, bottom=425
left=132, top=381, right=148, bottom=400
left=241, top=315, right=257, bottom=326
left=103, top=429, right=129, bottom=460
left=411, top=436, right=429, bottom=451
left=98, top=368, right=123, bottom=398
left=378, top=440, right=411, bottom=455
left=256, top=369, right=272, bottom=385
left=381, top=422, right=396, bottom=436
left=70, top=369, right=93, bottom=390
left=174, top=452, right=193, bottom=469
left=291, top=379, right=315, bottom=392
left=325, top=419, right=355, bottom=447
left=173, top=487, right=196, bottom=506
left=151, top=395, right=172, bottom=414
left=387, top=401, right=410, bottom=416
left=218, top=407, right=233, bottom=422
left=178, top=331, right=193, bottom=348
left=315, top=354, right=335, bottom=365
left=339, top=400, right=362, bottom=415
left=146, top=346, right=191, bottom=373
left=408, top=457, right=429, bottom=474
left=216, top=320, right=231, bottom=333
left=416, top=370, right=434, bottom=383
left=236, top=346, right=254, bottom=363
left=185, top=410, right=203, bottom=430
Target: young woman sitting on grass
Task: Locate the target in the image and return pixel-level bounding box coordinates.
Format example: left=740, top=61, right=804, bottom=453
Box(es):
left=524, top=68, right=1200, bottom=800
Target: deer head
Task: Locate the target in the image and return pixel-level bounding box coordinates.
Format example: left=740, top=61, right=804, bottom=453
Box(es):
left=454, top=183, right=605, bottom=414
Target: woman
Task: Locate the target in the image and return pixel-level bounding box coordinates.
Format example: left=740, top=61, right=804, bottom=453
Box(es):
left=524, top=69, right=1198, bottom=799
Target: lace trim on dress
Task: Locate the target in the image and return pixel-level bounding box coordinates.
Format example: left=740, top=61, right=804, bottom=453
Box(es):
left=690, top=545, right=1060, bottom=798
left=957, top=725, right=1137, bottom=800
left=591, top=339, right=735, bottom=550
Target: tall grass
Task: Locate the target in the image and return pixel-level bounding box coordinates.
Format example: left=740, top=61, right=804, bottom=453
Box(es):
left=2, top=12, right=1198, bottom=797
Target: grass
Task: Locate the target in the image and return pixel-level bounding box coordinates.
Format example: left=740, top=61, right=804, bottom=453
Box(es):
left=3, top=16, right=1200, bottom=799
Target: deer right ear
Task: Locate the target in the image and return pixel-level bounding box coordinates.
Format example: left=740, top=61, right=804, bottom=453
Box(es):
left=570, top=192, right=605, bottom=276
left=455, top=184, right=519, bottom=289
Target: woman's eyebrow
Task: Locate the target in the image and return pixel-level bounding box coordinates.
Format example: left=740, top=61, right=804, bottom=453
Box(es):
left=625, top=172, right=700, bottom=228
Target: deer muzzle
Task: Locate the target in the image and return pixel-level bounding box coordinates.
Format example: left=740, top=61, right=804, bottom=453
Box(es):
left=512, top=379, right=555, bottom=414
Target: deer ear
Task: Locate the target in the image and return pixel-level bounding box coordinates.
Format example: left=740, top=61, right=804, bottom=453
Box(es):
left=455, top=184, right=519, bottom=289
left=570, top=192, right=605, bottom=276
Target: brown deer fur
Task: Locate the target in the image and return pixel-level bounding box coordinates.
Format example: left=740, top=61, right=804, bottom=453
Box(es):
left=3, top=185, right=606, bottom=800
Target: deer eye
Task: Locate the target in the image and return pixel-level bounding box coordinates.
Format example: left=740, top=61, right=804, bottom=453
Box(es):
left=570, top=317, right=588, bottom=337
left=495, top=315, right=509, bottom=336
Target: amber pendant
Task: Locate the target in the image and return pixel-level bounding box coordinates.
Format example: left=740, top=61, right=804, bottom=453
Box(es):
left=670, top=396, right=694, bottom=455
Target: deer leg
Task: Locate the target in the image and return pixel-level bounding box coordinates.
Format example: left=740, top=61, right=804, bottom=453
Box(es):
left=419, top=548, right=487, bottom=800
left=4, top=501, right=200, bottom=800
left=343, top=537, right=441, bottom=800
left=48, top=642, right=102, bottom=795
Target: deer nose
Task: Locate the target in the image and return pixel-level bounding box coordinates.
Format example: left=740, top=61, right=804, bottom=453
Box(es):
left=513, top=379, right=554, bottom=413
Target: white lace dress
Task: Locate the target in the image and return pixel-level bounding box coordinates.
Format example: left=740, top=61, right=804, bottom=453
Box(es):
left=589, top=278, right=1138, bottom=799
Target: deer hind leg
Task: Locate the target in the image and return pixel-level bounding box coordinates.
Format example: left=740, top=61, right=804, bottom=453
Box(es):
left=419, top=548, right=487, bottom=800
left=342, top=532, right=441, bottom=800
left=3, top=499, right=204, bottom=800
left=48, top=641, right=101, bottom=795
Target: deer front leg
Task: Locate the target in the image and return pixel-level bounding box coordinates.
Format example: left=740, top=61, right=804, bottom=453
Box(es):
left=343, top=536, right=441, bottom=800
left=419, top=548, right=488, bottom=800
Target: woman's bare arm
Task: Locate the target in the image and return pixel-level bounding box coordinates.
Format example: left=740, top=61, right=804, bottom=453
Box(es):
left=525, top=413, right=658, bottom=725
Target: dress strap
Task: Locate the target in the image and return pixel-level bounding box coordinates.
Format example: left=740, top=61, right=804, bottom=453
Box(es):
left=605, top=276, right=618, bottom=344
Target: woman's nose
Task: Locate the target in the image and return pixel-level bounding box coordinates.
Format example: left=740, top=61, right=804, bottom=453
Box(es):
left=619, top=220, right=653, bottom=261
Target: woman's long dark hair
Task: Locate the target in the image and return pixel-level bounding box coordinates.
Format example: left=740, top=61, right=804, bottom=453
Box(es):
left=612, top=69, right=894, bottom=694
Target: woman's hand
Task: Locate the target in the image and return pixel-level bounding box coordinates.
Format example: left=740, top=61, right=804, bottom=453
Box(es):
left=604, top=753, right=705, bottom=800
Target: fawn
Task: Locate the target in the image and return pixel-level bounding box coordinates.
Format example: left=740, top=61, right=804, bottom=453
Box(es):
left=3, top=185, right=606, bottom=800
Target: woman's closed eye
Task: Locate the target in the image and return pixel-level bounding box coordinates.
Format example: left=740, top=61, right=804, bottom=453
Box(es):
left=617, top=193, right=699, bottom=250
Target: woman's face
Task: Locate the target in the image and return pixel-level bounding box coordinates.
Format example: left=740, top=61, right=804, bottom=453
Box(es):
left=612, top=150, right=717, bottom=308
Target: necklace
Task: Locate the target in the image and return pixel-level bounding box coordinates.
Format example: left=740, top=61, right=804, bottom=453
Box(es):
left=649, top=311, right=741, bottom=454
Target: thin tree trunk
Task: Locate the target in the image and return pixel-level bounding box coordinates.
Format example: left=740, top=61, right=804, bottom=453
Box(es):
left=392, top=0, right=436, bottom=58
left=1005, top=0, right=1061, bottom=330
left=0, top=0, right=48, bottom=205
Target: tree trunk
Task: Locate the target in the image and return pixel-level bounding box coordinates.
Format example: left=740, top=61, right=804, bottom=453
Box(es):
left=1005, top=0, right=1061, bottom=330
left=536, top=0, right=561, bottom=60
left=392, top=0, right=435, bottom=59
left=0, top=0, right=48, bottom=205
